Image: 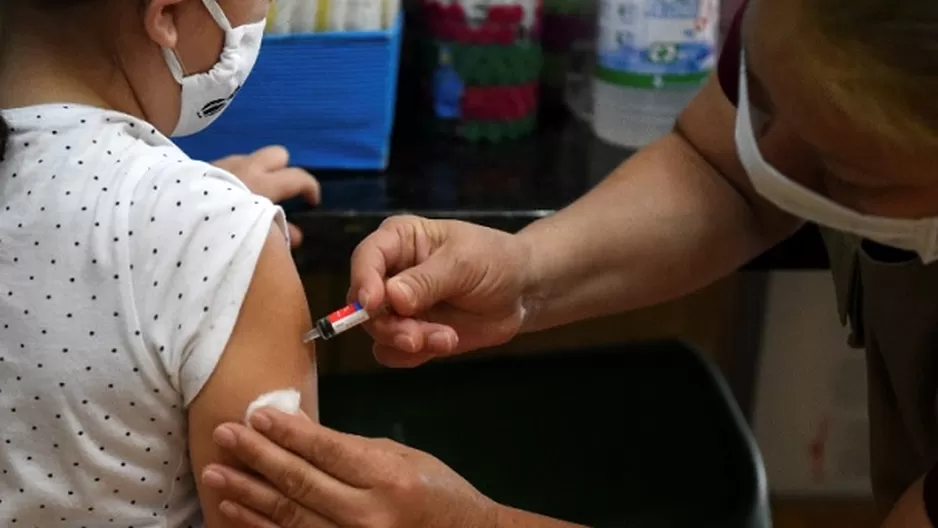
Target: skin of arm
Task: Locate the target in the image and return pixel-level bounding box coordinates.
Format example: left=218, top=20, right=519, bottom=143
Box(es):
left=881, top=477, right=932, bottom=527
left=186, top=225, right=318, bottom=528
left=496, top=505, right=587, bottom=528
left=517, top=77, right=807, bottom=332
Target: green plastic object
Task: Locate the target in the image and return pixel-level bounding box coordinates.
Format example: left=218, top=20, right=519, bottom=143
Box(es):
left=458, top=115, right=536, bottom=142
left=446, top=43, right=542, bottom=85
left=543, top=0, right=589, bottom=15
left=418, top=34, right=542, bottom=141
left=320, top=341, right=770, bottom=528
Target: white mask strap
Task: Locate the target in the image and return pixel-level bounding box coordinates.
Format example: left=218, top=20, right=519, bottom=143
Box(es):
left=201, top=0, right=234, bottom=31
left=163, top=51, right=187, bottom=84
left=162, top=0, right=234, bottom=83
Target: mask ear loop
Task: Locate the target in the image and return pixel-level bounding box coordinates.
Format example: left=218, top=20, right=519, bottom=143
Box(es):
left=201, top=0, right=234, bottom=31
left=162, top=0, right=233, bottom=84
left=162, top=48, right=188, bottom=84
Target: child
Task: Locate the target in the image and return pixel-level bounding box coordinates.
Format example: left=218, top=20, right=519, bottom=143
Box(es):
left=0, top=0, right=318, bottom=526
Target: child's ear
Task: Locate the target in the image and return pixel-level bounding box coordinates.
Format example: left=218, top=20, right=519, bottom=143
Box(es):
left=143, top=0, right=186, bottom=49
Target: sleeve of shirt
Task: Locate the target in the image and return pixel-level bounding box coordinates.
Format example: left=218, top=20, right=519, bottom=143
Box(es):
left=717, top=0, right=747, bottom=108
left=127, top=159, right=287, bottom=406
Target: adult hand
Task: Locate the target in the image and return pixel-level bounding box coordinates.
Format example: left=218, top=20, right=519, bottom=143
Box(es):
left=349, top=215, right=537, bottom=368
left=201, top=409, right=498, bottom=528
left=213, top=146, right=321, bottom=247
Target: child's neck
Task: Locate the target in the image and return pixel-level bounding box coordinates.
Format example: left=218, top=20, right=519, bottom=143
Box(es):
left=0, top=31, right=143, bottom=119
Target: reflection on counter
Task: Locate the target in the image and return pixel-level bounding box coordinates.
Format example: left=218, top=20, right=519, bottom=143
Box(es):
left=289, top=106, right=828, bottom=272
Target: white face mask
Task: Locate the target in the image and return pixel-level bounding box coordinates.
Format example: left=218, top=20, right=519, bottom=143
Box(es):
left=734, top=52, right=938, bottom=263
left=163, top=0, right=266, bottom=137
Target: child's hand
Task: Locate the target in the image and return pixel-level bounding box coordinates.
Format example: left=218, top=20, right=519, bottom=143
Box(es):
left=212, top=146, right=321, bottom=247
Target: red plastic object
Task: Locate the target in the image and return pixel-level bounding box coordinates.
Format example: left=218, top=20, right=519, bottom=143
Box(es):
left=450, top=22, right=472, bottom=42
left=460, top=82, right=539, bottom=121
left=495, top=26, right=514, bottom=45
left=478, top=25, right=501, bottom=45
left=444, top=3, right=466, bottom=22
left=486, top=5, right=523, bottom=24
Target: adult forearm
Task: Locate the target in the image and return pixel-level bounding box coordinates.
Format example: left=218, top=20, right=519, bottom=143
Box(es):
left=496, top=504, right=588, bottom=528
left=882, top=476, right=932, bottom=527
left=517, top=131, right=796, bottom=333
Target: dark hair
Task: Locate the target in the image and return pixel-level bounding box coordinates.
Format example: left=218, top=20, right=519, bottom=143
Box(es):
left=0, top=116, right=8, bottom=162
left=0, top=1, right=97, bottom=160
left=0, top=3, right=9, bottom=161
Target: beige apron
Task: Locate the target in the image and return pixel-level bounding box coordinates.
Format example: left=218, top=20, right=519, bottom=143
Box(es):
left=823, top=228, right=938, bottom=511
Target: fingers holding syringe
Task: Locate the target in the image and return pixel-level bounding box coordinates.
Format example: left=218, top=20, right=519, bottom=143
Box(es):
left=373, top=343, right=436, bottom=368
left=363, top=313, right=458, bottom=357
left=348, top=222, right=408, bottom=312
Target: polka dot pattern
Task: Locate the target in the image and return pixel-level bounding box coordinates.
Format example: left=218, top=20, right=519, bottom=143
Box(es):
left=0, top=104, right=285, bottom=525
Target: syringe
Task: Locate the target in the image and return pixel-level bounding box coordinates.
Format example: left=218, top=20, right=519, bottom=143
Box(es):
left=303, top=302, right=381, bottom=343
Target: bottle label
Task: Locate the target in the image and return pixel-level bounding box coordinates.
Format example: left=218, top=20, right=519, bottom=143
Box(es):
left=596, top=0, right=718, bottom=89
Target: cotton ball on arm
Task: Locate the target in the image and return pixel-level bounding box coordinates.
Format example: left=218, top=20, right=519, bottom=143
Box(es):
left=244, top=389, right=301, bottom=427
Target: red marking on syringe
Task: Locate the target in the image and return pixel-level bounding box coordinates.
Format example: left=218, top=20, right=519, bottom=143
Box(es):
left=303, top=302, right=381, bottom=342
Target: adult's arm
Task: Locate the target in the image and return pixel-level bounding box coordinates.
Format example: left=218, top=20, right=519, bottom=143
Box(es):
left=881, top=476, right=932, bottom=527
left=517, top=77, right=806, bottom=332
left=348, top=75, right=815, bottom=363
left=496, top=505, right=586, bottom=527
left=201, top=409, right=589, bottom=528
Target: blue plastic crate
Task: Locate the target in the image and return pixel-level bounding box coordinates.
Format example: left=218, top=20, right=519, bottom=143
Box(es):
left=175, top=16, right=402, bottom=170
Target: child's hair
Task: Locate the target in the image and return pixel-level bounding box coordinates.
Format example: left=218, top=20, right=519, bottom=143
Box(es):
left=0, top=2, right=10, bottom=160
left=0, top=0, right=97, bottom=160
left=796, top=0, right=938, bottom=148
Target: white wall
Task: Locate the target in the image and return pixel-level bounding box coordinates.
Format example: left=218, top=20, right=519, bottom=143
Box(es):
left=752, top=271, right=872, bottom=497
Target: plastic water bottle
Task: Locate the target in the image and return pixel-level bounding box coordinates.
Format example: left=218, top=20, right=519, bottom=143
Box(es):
left=592, top=0, right=719, bottom=148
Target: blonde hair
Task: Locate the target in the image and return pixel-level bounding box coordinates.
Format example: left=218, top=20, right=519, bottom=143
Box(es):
left=800, top=0, right=938, bottom=147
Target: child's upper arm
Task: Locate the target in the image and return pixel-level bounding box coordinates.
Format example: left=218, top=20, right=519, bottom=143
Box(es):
left=186, top=225, right=317, bottom=528
left=125, top=159, right=317, bottom=527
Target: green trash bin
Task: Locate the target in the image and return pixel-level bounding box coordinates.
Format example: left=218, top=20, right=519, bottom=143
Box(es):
left=320, top=341, right=770, bottom=527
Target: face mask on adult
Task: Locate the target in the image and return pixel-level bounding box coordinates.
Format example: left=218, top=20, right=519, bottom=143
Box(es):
left=162, top=0, right=266, bottom=137
left=734, top=51, right=938, bottom=263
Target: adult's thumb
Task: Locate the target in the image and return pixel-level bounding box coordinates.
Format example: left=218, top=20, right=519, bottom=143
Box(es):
left=386, top=253, right=461, bottom=317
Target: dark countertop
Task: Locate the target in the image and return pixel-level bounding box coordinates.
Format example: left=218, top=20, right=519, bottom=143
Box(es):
left=289, top=107, right=829, bottom=272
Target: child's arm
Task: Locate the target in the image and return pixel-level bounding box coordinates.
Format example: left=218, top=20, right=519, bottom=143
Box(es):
left=186, top=223, right=318, bottom=528
left=126, top=158, right=319, bottom=528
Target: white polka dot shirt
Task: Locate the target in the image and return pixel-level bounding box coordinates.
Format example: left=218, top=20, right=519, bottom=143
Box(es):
left=0, top=105, right=285, bottom=526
